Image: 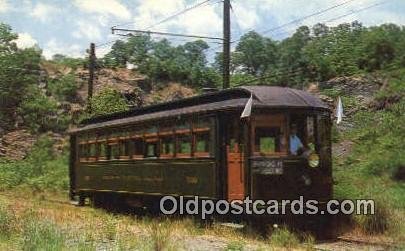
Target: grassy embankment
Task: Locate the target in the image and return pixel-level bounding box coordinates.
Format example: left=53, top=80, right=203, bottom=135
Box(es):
left=329, top=69, right=405, bottom=244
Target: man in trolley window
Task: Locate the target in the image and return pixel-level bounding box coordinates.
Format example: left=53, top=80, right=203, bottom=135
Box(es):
left=289, top=124, right=304, bottom=155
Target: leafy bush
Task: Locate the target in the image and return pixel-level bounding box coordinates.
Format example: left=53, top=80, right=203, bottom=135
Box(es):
left=0, top=136, right=68, bottom=192
left=48, top=73, right=77, bottom=102
left=18, top=85, right=68, bottom=133
left=87, top=87, right=129, bottom=117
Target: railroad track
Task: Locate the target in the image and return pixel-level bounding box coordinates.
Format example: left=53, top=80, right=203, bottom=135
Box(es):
left=315, top=236, right=402, bottom=251
left=336, top=236, right=401, bottom=249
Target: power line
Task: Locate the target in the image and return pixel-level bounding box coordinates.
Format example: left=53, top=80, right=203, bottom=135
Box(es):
left=259, top=0, right=356, bottom=36
left=325, top=1, right=386, bottom=23
left=96, top=0, right=222, bottom=50
left=112, top=28, right=224, bottom=41
left=95, top=40, right=120, bottom=48
left=262, top=0, right=387, bottom=39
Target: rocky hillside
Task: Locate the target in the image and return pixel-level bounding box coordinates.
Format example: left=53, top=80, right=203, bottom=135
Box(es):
left=40, top=61, right=197, bottom=119
left=0, top=62, right=197, bottom=160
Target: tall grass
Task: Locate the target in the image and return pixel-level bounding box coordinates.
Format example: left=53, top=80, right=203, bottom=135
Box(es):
left=0, top=205, right=16, bottom=239
left=21, top=215, right=65, bottom=251
left=147, top=220, right=176, bottom=251
left=268, top=226, right=300, bottom=249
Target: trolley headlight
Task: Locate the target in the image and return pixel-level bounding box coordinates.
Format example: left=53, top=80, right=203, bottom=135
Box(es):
left=308, top=153, right=320, bottom=168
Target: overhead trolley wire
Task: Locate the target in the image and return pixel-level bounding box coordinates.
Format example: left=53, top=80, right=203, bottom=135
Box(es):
left=262, top=0, right=388, bottom=39
left=325, top=1, right=387, bottom=23
left=259, top=0, right=357, bottom=36
left=96, top=0, right=219, bottom=50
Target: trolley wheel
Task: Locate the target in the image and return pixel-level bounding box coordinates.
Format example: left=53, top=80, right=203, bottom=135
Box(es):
left=78, top=195, right=86, bottom=206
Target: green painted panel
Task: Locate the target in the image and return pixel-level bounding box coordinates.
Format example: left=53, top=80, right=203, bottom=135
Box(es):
left=76, top=159, right=217, bottom=197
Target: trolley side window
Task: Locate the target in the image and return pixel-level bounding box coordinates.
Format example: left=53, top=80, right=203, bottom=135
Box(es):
left=88, top=143, right=97, bottom=161
left=193, top=117, right=213, bottom=157
left=177, top=134, right=192, bottom=157
left=119, top=140, right=131, bottom=159
left=79, top=143, right=88, bottom=161
left=175, top=120, right=191, bottom=158
left=145, top=139, right=158, bottom=158
left=145, top=125, right=158, bottom=158
left=98, top=142, right=107, bottom=160
left=159, top=122, right=175, bottom=158
left=109, top=143, right=120, bottom=160
left=194, top=132, right=210, bottom=157
left=161, top=136, right=175, bottom=158
left=132, top=137, right=145, bottom=159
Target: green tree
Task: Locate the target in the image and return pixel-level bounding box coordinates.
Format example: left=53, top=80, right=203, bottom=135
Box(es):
left=277, top=26, right=312, bottom=87
left=233, top=31, right=278, bottom=76
left=18, top=85, right=64, bottom=132
left=0, top=23, right=41, bottom=130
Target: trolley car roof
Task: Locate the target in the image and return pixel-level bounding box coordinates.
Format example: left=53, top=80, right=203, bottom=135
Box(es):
left=71, top=86, right=329, bottom=133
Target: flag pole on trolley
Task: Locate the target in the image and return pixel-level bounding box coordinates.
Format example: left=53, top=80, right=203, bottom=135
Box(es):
left=335, top=96, right=343, bottom=124
left=241, top=93, right=253, bottom=119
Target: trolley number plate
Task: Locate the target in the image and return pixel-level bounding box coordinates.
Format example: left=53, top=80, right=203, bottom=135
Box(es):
left=252, top=160, right=283, bottom=175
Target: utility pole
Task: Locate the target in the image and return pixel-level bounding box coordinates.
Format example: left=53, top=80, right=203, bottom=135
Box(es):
left=223, top=0, right=231, bottom=89
left=87, top=43, right=95, bottom=112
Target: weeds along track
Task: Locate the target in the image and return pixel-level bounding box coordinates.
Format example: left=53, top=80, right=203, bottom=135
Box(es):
left=42, top=197, right=403, bottom=249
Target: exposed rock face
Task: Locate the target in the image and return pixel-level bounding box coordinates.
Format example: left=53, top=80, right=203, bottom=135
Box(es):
left=144, top=83, right=196, bottom=105
left=319, top=75, right=383, bottom=97
left=76, top=68, right=147, bottom=104
left=0, top=130, right=36, bottom=160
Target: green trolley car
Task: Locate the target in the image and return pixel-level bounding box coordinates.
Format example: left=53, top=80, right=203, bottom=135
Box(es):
left=69, top=86, right=332, bottom=219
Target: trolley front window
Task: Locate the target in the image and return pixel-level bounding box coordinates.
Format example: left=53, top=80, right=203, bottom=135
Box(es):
left=251, top=114, right=287, bottom=156
left=254, top=127, right=281, bottom=154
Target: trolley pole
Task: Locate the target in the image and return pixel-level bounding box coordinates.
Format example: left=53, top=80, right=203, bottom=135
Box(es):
left=223, top=0, right=231, bottom=89
left=87, top=42, right=96, bottom=112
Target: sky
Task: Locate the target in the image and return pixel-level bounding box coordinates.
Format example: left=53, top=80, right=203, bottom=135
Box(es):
left=1, top=0, right=405, bottom=59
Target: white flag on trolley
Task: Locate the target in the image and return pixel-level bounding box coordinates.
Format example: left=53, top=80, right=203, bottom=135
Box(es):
left=240, top=94, right=253, bottom=119
left=335, top=96, right=344, bottom=124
